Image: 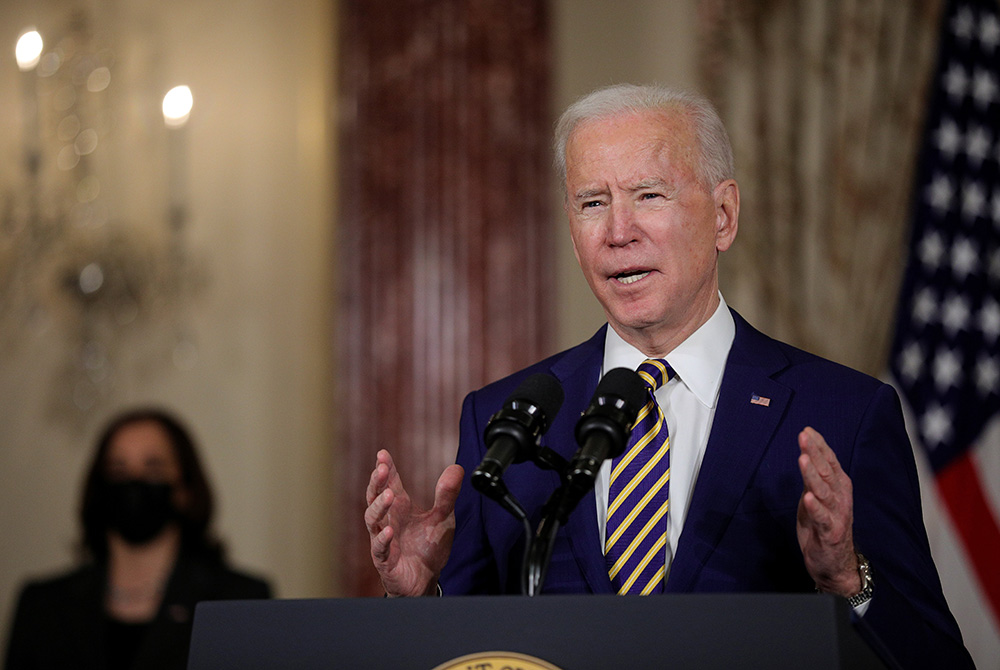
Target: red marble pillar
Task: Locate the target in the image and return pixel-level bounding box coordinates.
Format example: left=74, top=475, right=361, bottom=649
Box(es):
left=337, top=0, right=552, bottom=596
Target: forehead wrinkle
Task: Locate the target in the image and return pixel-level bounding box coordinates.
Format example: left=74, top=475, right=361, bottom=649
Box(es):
left=616, top=134, right=686, bottom=189
left=567, top=117, right=695, bottom=199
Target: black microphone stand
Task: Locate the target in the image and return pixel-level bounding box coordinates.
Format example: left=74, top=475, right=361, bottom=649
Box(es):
left=477, top=444, right=570, bottom=596
left=524, top=485, right=574, bottom=596
left=523, top=462, right=599, bottom=596
left=523, top=382, right=639, bottom=596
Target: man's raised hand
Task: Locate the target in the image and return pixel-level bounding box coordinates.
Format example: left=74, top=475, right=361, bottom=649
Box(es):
left=364, top=449, right=464, bottom=597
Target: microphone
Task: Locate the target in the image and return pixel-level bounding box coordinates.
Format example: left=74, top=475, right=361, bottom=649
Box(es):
left=471, top=373, right=564, bottom=500
left=524, top=368, right=647, bottom=594
left=564, top=367, right=648, bottom=497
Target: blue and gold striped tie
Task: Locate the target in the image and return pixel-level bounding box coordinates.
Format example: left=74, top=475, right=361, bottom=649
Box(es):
left=605, top=358, right=674, bottom=595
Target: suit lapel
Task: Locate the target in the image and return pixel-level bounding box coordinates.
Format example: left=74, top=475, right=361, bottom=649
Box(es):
left=548, top=326, right=613, bottom=594
left=666, top=311, right=791, bottom=592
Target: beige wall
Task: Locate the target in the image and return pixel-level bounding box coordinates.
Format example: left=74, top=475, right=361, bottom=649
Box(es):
left=0, top=0, right=337, bottom=638
left=0, top=0, right=705, bottom=642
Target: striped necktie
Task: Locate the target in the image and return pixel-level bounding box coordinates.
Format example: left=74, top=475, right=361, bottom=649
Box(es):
left=605, top=358, right=674, bottom=595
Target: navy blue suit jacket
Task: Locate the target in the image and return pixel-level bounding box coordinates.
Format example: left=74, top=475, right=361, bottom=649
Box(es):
left=441, top=310, right=972, bottom=669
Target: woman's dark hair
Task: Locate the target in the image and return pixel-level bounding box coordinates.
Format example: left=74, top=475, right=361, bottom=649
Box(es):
left=79, top=407, right=223, bottom=562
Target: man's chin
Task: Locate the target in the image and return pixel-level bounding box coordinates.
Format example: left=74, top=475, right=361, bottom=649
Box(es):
left=605, top=312, right=663, bottom=336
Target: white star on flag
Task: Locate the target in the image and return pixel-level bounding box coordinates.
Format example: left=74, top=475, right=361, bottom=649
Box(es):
left=965, top=125, right=991, bottom=165
left=899, top=342, right=926, bottom=383
left=936, top=118, right=963, bottom=158
left=977, top=356, right=1000, bottom=394
left=951, top=236, right=979, bottom=278
left=945, top=62, right=970, bottom=99
left=961, top=180, right=986, bottom=219
left=913, top=286, right=939, bottom=325
left=943, top=294, right=972, bottom=335
left=972, top=68, right=999, bottom=106
left=921, top=404, right=954, bottom=448
left=927, top=173, right=955, bottom=213
left=980, top=299, right=1000, bottom=340
left=982, top=14, right=1000, bottom=51
left=921, top=231, right=947, bottom=268
left=933, top=347, right=963, bottom=390
left=954, top=6, right=976, bottom=41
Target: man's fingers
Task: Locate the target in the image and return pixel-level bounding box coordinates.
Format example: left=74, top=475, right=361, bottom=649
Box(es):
left=799, top=452, right=833, bottom=502
left=800, top=427, right=842, bottom=474
left=377, top=449, right=398, bottom=479
left=801, top=490, right=832, bottom=530
left=370, top=525, right=394, bottom=563
left=432, top=464, right=465, bottom=517
left=365, top=488, right=394, bottom=534
left=365, top=462, right=388, bottom=506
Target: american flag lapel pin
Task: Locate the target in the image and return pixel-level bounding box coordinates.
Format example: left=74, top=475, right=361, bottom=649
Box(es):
left=750, top=393, right=771, bottom=407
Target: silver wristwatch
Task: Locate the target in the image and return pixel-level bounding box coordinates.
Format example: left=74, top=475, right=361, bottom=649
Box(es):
left=847, top=553, right=874, bottom=607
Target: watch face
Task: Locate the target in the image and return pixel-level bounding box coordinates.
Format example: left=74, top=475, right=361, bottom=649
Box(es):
left=856, top=554, right=871, bottom=581
left=851, top=554, right=873, bottom=606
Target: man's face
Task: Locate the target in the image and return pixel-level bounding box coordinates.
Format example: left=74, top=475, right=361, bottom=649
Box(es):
left=564, top=108, right=738, bottom=354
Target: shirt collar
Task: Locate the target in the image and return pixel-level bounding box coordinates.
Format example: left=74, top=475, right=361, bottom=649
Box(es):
left=603, top=294, right=736, bottom=409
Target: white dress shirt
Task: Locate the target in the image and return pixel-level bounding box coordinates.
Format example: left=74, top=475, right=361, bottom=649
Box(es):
left=595, top=295, right=735, bottom=581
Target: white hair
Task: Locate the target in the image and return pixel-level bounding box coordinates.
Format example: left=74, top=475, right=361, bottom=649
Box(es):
left=553, top=83, right=735, bottom=190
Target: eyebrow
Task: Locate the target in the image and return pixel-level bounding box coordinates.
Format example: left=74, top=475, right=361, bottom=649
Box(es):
left=571, top=177, right=674, bottom=202
left=572, top=187, right=609, bottom=200
left=627, top=178, right=669, bottom=192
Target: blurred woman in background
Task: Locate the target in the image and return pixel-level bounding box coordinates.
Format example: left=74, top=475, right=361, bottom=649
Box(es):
left=4, top=407, right=271, bottom=670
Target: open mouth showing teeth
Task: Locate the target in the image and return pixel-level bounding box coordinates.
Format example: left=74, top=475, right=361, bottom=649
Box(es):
left=615, top=271, right=650, bottom=285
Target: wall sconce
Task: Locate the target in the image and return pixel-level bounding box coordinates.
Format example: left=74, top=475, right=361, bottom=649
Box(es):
left=1, top=17, right=203, bottom=422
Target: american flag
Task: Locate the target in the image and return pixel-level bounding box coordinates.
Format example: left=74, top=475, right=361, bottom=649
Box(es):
left=889, top=0, right=1000, bottom=663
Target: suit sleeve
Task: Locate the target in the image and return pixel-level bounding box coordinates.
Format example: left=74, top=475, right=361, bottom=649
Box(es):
left=849, top=383, right=974, bottom=669
left=438, top=391, right=502, bottom=594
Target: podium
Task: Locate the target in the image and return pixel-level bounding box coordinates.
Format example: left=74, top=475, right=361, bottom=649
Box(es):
left=187, top=593, right=895, bottom=669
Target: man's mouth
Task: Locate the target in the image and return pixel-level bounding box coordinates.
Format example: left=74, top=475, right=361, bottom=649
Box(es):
left=614, top=270, right=650, bottom=285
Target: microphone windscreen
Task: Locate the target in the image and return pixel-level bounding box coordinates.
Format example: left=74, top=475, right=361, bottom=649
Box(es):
left=594, top=368, right=648, bottom=415
left=510, top=373, right=565, bottom=428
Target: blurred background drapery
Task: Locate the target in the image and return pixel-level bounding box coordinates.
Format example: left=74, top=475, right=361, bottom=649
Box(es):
left=701, top=0, right=943, bottom=375
left=1, top=1, right=998, bottom=668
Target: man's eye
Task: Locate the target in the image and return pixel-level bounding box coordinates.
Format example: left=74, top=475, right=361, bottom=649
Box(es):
left=640, top=192, right=661, bottom=200
left=581, top=200, right=602, bottom=209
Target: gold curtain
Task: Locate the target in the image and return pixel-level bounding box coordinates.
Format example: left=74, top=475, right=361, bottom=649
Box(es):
left=336, top=0, right=552, bottom=596
left=700, top=0, right=945, bottom=375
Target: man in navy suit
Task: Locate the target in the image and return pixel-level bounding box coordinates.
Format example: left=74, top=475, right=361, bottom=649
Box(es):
left=365, top=84, right=973, bottom=668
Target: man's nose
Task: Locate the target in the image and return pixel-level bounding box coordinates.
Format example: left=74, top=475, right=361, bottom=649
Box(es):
left=607, top=201, right=639, bottom=247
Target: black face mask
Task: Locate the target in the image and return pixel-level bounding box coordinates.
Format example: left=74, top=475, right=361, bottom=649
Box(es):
left=101, top=480, right=176, bottom=545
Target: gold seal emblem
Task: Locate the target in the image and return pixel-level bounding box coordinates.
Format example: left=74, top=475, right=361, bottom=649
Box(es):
left=431, top=651, right=564, bottom=670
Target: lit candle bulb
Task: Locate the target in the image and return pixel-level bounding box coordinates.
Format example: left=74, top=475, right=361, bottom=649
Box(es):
left=162, top=85, right=193, bottom=128
left=15, top=29, right=43, bottom=71
left=162, top=86, right=193, bottom=231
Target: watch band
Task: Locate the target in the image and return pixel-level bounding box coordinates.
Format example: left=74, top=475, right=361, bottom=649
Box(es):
left=847, top=553, right=874, bottom=607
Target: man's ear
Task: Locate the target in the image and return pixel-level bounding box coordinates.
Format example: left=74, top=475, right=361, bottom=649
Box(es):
left=714, top=179, right=739, bottom=252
